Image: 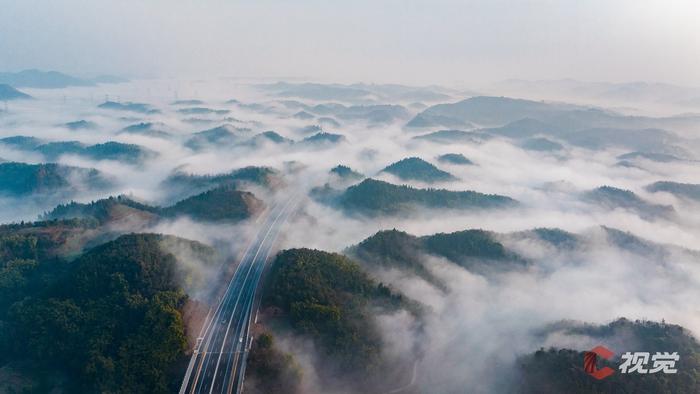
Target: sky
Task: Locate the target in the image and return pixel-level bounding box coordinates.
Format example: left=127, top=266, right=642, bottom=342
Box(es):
left=0, top=0, right=699, bottom=86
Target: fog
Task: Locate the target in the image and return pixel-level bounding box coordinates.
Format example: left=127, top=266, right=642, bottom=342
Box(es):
left=3, top=0, right=700, bottom=390
left=347, top=219, right=700, bottom=390
left=2, top=76, right=700, bottom=392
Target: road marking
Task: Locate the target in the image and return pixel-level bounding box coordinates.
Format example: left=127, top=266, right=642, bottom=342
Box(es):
left=181, top=205, right=278, bottom=394
left=227, top=194, right=302, bottom=394
left=180, top=194, right=301, bottom=394
left=207, top=201, right=290, bottom=394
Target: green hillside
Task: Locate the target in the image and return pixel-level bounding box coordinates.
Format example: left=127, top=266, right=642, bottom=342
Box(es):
left=381, top=157, right=456, bottom=182
left=517, top=319, right=700, bottom=394
left=260, top=248, right=408, bottom=391
left=0, top=233, right=218, bottom=393
left=336, top=178, right=515, bottom=215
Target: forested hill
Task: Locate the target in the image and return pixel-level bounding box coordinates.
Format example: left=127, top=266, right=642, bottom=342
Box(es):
left=517, top=318, right=700, bottom=394
left=247, top=248, right=414, bottom=393
left=43, top=186, right=264, bottom=224
left=0, top=84, right=31, bottom=100
left=0, top=232, right=220, bottom=393
left=0, top=162, right=112, bottom=196
left=161, top=166, right=280, bottom=202
left=381, top=157, right=456, bottom=182
left=348, top=228, right=525, bottom=285
left=335, top=178, right=516, bottom=215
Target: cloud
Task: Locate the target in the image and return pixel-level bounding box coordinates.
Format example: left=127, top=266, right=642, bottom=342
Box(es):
left=2, top=77, right=700, bottom=392
left=365, top=228, right=700, bottom=392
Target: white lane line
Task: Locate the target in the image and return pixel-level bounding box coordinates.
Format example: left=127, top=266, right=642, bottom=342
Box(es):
left=207, top=198, right=294, bottom=394
left=227, top=194, right=302, bottom=394
left=181, top=205, right=277, bottom=394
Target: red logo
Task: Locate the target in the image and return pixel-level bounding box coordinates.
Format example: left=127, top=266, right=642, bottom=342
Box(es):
left=584, top=345, right=615, bottom=380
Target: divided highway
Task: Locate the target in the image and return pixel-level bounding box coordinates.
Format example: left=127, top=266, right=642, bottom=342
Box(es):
left=179, top=196, right=298, bottom=394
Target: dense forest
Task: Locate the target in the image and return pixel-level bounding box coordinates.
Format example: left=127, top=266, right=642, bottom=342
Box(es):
left=0, top=137, right=156, bottom=164
left=2, top=215, right=699, bottom=393
left=161, top=166, right=279, bottom=202
left=0, top=231, right=219, bottom=393
left=381, top=157, right=456, bottom=182
left=42, top=195, right=160, bottom=225
left=44, top=186, right=263, bottom=224
left=0, top=162, right=111, bottom=196
left=160, top=186, right=264, bottom=222
left=253, top=248, right=411, bottom=392
left=243, top=332, right=303, bottom=394
left=517, top=319, right=700, bottom=393
left=336, top=178, right=516, bottom=215
left=584, top=186, right=675, bottom=220
left=349, top=228, right=525, bottom=285
left=329, top=164, right=364, bottom=180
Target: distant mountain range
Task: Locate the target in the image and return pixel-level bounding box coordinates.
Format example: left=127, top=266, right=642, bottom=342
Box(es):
left=98, top=101, right=159, bottom=114
left=413, top=129, right=491, bottom=144
left=408, top=96, right=595, bottom=128
left=172, top=99, right=205, bottom=106
left=490, top=78, right=700, bottom=108
left=259, top=81, right=453, bottom=103
left=282, top=100, right=411, bottom=124
left=177, top=107, right=230, bottom=115
left=409, top=97, right=699, bottom=157
left=0, top=84, right=31, bottom=100
left=408, top=96, right=700, bottom=133
left=0, top=69, right=127, bottom=89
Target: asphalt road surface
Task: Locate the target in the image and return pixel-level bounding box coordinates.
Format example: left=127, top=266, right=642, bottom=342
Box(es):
left=179, top=196, right=298, bottom=394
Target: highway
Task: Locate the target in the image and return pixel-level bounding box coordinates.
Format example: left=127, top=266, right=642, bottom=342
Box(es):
left=179, top=196, right=298, bottom=394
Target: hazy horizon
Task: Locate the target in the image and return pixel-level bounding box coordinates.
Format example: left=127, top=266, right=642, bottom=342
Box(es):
left=2, top=2, right=700, bottom=393
left=1, top=0, right=699, bottom=86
